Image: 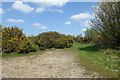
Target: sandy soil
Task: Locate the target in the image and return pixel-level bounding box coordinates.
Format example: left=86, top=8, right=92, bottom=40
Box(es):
left=2, top=49, right=98, bottom=78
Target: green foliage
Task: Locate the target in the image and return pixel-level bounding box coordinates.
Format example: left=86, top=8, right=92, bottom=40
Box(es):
left=38, top=38, right=53, bottom=49
left=30, top=44, right=39, bottom=52
left=85, top=28, right=102, bottom=43
left=2, top=27, right=23, bottom=41
left=73, top=35, right=84, bottom=43
left=2, top=37, right=20, bottom=53
left=2, top=27, right=73, bottom=53
left=2, top=27, right=23, bottom=53
left=0, top=25, right=2, bottom=53
left=17, top=36, right=32, bottom=53
left=54, top=38, right=66, bottom=49
left=2, top=27, right=37, bottom=53
left=33, top=31, right=73, bottom=50
left=91, top=2, right=120, bottom=48
left=28, top=35, right=39, bottom=45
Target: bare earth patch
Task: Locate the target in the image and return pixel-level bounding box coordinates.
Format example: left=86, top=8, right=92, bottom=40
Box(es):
left=2, top=49, right=97, bottom=78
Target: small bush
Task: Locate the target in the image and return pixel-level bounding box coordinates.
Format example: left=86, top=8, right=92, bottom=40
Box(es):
left=30, top=44, right=39, bottom=52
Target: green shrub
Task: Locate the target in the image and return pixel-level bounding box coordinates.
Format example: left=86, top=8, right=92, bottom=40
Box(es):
left=38, top=38, right=53, bottom=49
left=17, top=36, right=32, bottom=53
left=2, top=27, right=23, bottom=53
left=2, top=37, right=20, bottom=53
left=30, top=44, right=39, bottom=52
left=2, top=27, right=37, bottom=54
left=34, top=31, right=73, bottom=50
left=2, top=27, right=73, bottom=53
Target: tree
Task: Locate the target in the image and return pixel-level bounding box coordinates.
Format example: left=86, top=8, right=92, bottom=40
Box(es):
left=91, top=2, right=120, bottom=48
left=85, top=28, right=101, bottom=43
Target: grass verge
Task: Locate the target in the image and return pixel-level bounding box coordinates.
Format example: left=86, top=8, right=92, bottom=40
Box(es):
left=2, top=50, right=42, bottom=58
left=2, top=48, right=57, bottom=58
left=66, top=43, right=119, bottom=78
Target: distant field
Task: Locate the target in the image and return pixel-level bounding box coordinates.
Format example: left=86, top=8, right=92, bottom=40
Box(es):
left=65, top=43, right=119, bottom=78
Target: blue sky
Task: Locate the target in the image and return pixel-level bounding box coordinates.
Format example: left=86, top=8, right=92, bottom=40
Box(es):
left=1, top=1, right=98, bottom=36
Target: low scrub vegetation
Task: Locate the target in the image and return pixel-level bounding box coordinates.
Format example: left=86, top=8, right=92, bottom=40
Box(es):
left=34, top=32, right=73, bottom=50
left=2, top=27, right=36, bottom=53
left=2, top=27, right=73, bottom=54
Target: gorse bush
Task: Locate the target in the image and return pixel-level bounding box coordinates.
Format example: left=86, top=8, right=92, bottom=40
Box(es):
left=2, top=27, right=38, bottom=53
left=38, top=38, right=52, bottom=50
left=2, top=27, right=73, bottom=53
left=2, top=27, right=23, bottom=53
left=32, top=31, right=73, bottom=50
left=17, top=36, right=32, bottom=53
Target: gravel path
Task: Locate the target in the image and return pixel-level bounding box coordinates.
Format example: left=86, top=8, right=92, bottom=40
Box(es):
left=2, top=49, right=96, bottom=78
left=0, top=57, right=2, bottom=79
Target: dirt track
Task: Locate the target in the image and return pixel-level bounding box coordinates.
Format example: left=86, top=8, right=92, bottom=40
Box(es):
left=2, top=49, right=98, bottom=78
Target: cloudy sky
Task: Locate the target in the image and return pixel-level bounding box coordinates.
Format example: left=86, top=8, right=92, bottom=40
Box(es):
left=1, top=1, right=97, bottom=36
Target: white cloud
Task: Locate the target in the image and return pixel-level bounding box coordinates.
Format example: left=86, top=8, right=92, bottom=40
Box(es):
left=70, top=13, right=92, bottom=21
left=32, top=0, right=69, bottom=7
left=81, top=20, right=90, bottom=27
left=35, top=7, right=45, bottom=13
left=70, top=12, right=92, bottom=28
left=7, top=18, right=24, bottom=23
left=33, top=23, right=48, bottom=29
left=35, top=8, right=64, bottom=13
left=0, top=8, right=4, bottom=14
left=33, top=0, right=68, bottom=13
left=12, top=1, right=34, bottom=13
left=54, top=9, right=64, bottom=13
left=12, top=0, right=68, bottom=13
left=65, top=21, right=71, bottom=25
left=47, top=9, right=64, bottom=13
left=81, top=28, right=87, bottom=32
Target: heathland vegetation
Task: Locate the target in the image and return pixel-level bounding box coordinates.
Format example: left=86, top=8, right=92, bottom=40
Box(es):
left=1, top=2, right=120, bottom=78
left=2, top=27, right=73, bottom=53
